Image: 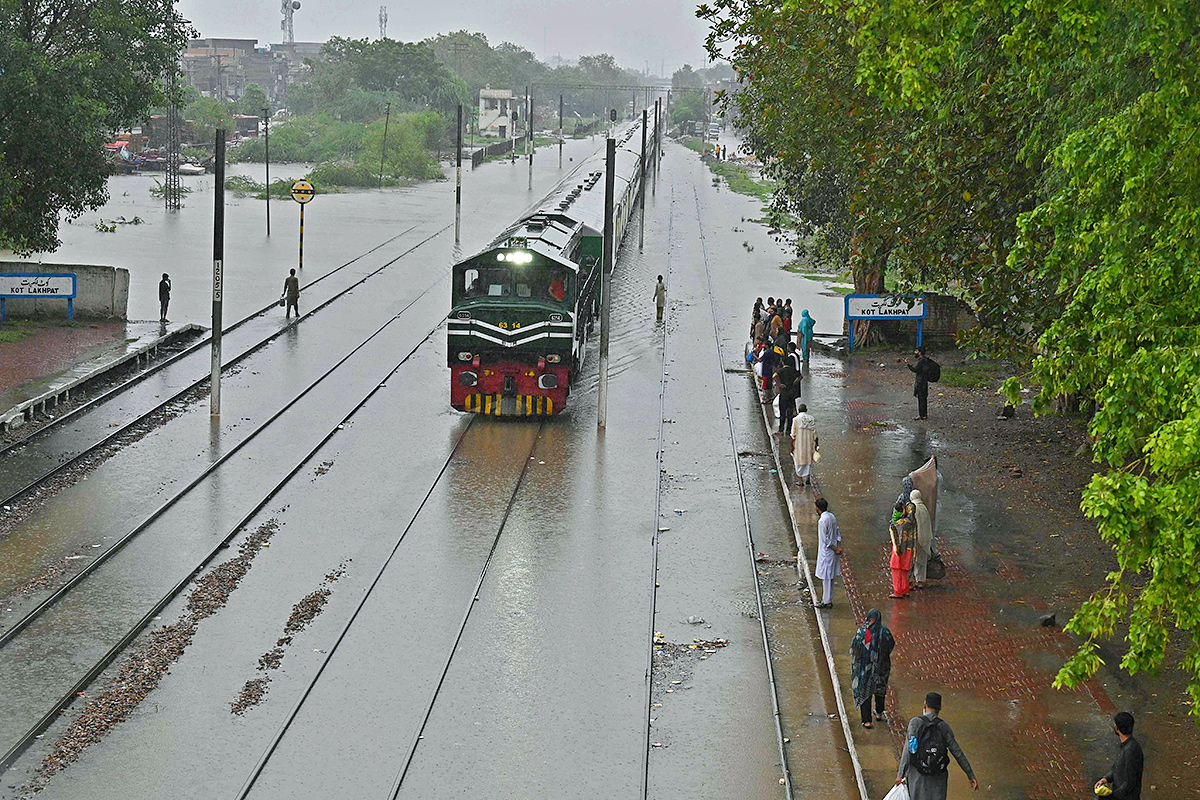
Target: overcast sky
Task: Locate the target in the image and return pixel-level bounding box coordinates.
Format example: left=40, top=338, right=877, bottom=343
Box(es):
left=178, top=0, right=713, bottom=77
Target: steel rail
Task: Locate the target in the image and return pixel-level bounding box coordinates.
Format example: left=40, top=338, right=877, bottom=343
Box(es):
left=383, top=419, right=545, bottom=800
left=0, top=224, right=422, bottom=462
left=638, top=185, right=674, bottom=799
left=0, top=235, right=453, bottom=650
left=692, top=185, right=794, bottom=797
left=0, top=224, right=444, bottom=520
left=231, top=419, right=545, bottom=800
left=0, top=301, right=453, bottom=775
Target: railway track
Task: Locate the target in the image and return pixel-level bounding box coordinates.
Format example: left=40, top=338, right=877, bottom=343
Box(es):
left=0, top=222, right=447, bottom=511
left=690, top=185, right=794, bottom=795
left=232, top=417, right=546, bottom=799
left=0, top=262, right=457, bottom=773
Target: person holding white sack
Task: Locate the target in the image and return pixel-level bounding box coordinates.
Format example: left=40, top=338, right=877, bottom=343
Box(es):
left=790, top=404, right=819, bottom=486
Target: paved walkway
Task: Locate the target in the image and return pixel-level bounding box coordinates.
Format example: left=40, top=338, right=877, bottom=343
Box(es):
left=0, top=320, right=195, bottom=416
left=755, top=357, right=1143, bottom=800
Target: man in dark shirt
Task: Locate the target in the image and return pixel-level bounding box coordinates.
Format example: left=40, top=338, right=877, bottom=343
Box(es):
left=774, top=360, right=799, bottom=436
left=908, top=346, right=933, bottom=420
left=1096, top=712, right=1144, bottom=799
left=158, top=273, right=171, bottom=322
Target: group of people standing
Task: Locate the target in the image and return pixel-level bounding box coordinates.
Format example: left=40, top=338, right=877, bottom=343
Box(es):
left=887, top=477, right=935, bottom=599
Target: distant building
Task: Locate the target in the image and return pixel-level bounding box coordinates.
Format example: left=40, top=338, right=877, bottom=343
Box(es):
left=479, top=87, right=516, bottom=138
left=182, top=37, right=328, bottom=107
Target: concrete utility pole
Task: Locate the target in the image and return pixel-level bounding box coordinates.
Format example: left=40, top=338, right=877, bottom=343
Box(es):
left=653, top=100, right=659, bottom=194
left=558, top=94, right=563, bottom=169
left=639, top=108, right=647, bottom=251
left=532, top=88, right=537, bottom=191
left=598, top=137, right=615, bottom=429
left=263, top=108, right=271, bottom=236
left=455, top=103, right=462, bottom=244
left=378, top=102, right=391, bottom=188
left=211, top=130, right=226, bottom=418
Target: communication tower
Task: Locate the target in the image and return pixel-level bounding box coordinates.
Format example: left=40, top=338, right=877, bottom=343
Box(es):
left=379, top=6, right=388, bottom=39
left=280, top=0, right=300, bottom=45
left=163, top=74, right=182, bottom=211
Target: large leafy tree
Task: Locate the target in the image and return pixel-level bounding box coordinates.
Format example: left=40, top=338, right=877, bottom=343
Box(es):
left=0, top=0, right=190, bottom=253
left=707, top=0, right=1200, bottom=717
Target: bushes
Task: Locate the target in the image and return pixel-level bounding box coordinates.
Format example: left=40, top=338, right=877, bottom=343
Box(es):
left=230, top=110, right=446, bottom=184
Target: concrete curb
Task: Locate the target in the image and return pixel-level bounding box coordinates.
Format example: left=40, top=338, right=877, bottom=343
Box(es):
left=0, top=323, right=204, bottom=433
left=749, top=364, right=871, bottom=800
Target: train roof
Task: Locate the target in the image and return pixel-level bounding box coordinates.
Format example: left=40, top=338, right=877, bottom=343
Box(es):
left=461, top=116, right=659, bottom=272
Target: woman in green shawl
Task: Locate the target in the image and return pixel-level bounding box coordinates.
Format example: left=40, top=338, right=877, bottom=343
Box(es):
left=850, top=608, right=895, bottom=728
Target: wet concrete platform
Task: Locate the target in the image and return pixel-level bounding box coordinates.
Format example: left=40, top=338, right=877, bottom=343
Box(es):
left=0, top=320, right=200, bottom=432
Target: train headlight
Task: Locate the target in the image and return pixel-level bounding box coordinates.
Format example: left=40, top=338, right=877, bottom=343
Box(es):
left=496, top=253, right=506, bottom=261
left=457, top=352, right=472, bottom=361
left=538, top=373, right=558, bottom=389
left=545, top=354, right=561, bottom=364
left=459, top=371, right=478, bottom=387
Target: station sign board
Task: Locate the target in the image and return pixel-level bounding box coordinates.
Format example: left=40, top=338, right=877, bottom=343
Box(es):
left=844, top=293, right=926, bottom=320
left=0, top=273, right=77, bottom=298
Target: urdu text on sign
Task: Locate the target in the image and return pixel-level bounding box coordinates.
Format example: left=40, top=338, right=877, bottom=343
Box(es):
left=844, top=294, right=926, bottom=320
left=0, top=273, right=77, bottom=298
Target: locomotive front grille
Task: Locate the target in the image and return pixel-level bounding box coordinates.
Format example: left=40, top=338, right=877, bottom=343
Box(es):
left=463, top=394, right=554, bottom=416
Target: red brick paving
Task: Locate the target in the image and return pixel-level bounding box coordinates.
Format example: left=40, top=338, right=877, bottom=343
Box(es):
left=0, top=323, right=123, bottom=395
left=841, top=544, right=1094, bottom=799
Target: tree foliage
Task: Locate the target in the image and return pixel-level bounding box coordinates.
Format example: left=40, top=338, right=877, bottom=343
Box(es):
left=701, top=0, right=1200, bottom=717
left=0, top=0, right=191, bottom=253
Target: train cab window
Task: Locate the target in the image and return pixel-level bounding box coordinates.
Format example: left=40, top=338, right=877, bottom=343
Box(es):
left=515, top=282, right=532, bottom=298
left=464, top=267, right=510, bottom=298
left=463, top=268, right=479, bottom=295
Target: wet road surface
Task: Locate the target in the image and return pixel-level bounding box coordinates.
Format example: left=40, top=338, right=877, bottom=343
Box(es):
left=0, top=141, right=856, bottom=798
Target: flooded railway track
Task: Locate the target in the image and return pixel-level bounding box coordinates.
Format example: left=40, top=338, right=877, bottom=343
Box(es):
left=0, top=223, right=449, bottom=512
left=233, top=418, right=546, bottom=800
left=0, top=282, right=454, bottom=774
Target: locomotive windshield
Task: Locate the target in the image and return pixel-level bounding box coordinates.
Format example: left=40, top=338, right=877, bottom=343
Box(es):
left=459, top=264, right=571, bottom=304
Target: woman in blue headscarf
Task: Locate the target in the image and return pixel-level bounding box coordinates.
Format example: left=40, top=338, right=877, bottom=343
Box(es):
left=850, top=608, right=895, bottom=728
left=798, top=310, right=816, bottom=360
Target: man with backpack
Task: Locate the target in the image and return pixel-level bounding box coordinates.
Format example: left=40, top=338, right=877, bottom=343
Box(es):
left=896, top=692, right=978, bottom=798
left=907, top=347, right=940, bottom=420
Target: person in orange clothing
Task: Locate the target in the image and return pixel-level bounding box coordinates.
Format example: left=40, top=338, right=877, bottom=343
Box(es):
left=889, top=500, right=916, bottom=598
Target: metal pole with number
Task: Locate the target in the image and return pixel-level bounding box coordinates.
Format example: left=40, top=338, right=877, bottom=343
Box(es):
left=263, top=108, right=270, bottom=236
left=455, top=103, right=463, bottom=244
left=558, top=94, right=563, bottom=169
left=639, top=109, right=647, bottom=251
left=211, top=130, right=226, bottom=418
left=653, top=100, right=660, bottom=193
left=598, top=137, right=615, bottom=429
left=527, top=88, right=533, bottom=191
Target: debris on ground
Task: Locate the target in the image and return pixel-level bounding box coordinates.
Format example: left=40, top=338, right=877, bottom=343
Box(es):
left=24, top=517, right=282, bottom=794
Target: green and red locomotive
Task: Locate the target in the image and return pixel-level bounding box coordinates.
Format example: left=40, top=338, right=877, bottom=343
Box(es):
left=448, top=118, right=657, bottom=415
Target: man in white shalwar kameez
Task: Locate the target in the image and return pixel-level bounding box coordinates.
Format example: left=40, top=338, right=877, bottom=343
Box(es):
left=790, top=404, right=818, bottom=485
left=814, top=498, right=842, bottom=608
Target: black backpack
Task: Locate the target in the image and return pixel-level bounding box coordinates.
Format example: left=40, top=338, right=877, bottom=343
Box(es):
left=912, top=717, right=950, bottom=776
left=924, top=358, right=942, bottom=383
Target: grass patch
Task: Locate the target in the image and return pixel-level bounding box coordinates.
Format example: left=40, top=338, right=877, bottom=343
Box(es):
left=0, top=319, right=82, bottom=344
left=939, top=363, right=1001, bottom=389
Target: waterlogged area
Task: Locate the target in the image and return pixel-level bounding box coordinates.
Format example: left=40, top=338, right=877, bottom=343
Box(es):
left=10, top=146, right=602, bottom=326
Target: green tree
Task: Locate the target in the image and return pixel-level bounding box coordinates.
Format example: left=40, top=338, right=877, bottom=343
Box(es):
left=239, top=83, right=268, bottom=116
left=0, top=0, right=191, bottom=253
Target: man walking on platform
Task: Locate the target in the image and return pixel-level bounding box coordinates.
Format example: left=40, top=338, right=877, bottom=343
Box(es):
left=158, top=273, right=171, bottom=322
left=897, top=692, right=978, bottom=798
left=814, top=497, right=841, bottom=608
left=282, top=269, right=300, bottom=319
left=909, top=346, right=935, bottom=420
left=1095, top=712, right=1144, bottom=799
left=654, top=275, right=667, bottom=322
